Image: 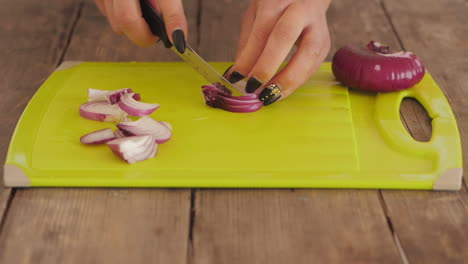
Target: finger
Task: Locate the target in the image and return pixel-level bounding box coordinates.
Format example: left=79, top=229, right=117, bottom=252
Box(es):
left=113, top=0, right=158, bottom=47
left=228, top=3, right=289, bottom=84
left=259, top=23, right=330, bottom=106
left=104, top=0, right=123, bottom=34
left=245, top=3, right=305, bottom=93
left=95, top=0, right=107, bottom=16
left=223, top=3, right=256, bottom=80
left=159, top=0, right=188, bottom=53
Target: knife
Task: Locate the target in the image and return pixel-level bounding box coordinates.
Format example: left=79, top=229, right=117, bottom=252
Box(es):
left=139, top=0, right=236, bottom=91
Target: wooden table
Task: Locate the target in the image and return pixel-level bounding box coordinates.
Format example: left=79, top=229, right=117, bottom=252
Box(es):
left=1, top=0, right=467, bottom=263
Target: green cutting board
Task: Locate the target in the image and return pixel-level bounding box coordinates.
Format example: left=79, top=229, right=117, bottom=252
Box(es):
left=3, top=62, right=463, bottom=190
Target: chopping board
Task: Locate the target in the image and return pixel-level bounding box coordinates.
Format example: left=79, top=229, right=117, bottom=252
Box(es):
left=3, top=62, right=463, bottom=190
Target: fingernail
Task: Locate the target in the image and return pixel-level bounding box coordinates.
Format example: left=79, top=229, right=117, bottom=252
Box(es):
left=172, top=29, right=186, bottom=53
left=245, top=77, right=262, bottom=93
left=259, top=84, right=282, bottom=106
left=223, top=65, right=233, bottom=77
left=228, top=71, right=244, bottom=84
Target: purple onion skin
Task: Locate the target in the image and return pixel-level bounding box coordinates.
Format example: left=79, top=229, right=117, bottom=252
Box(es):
left=202, top=83, right=263, bottom=113
left=332, top=41, right=425, bottom=92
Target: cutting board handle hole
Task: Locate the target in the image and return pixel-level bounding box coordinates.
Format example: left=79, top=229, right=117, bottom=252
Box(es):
left=399, top=97, right=432, bottom=142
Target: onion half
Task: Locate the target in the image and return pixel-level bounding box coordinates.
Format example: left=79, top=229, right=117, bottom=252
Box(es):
left=79, top=101, right=126, bottom=122
left=332, top=41, right=425, bottom=92
left=202, top=83, right=263, bottom=113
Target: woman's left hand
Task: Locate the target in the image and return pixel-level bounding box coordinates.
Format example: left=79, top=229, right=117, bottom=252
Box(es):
left=224, top=0, right=331, bottom=106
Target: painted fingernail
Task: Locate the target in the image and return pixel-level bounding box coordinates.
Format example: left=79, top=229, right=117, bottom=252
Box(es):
left=228, top=71, right=244, bottom=84
left=172, top=29, right=186, bottom=53
left=223, top=65, right=233, bottom=77
left=259, top=84, right=282, bottom=106
left=245, top=77, right=262, bottom=93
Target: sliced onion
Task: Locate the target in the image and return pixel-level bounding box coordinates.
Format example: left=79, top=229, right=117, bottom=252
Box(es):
left=159, top=121, right=173, bottom=131
left=107, top=135, right=157, bottom=164
left=88, top=88, right=133, bottom=102
left=117, top=116, right=172, bottom=144
left=105, top=88, right=134, bottom=104
left=202, top=83, right=263, bottom=113
left=332, top=41, right=425, bottom=92
left=114, top=129, right=127, bottom=138
left=80, top=128, right=116, bottom=144
left=118, top=93, right=160, bottom=116
left=79, top=101, right=126, bottom=122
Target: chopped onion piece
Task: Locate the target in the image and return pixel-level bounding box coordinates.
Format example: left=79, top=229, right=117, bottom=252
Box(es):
left=159, top=121, right=173, bottom=131
left=118, top=93, right=160, bottom=116
left=80, top=128, right=116, bottom=144
left=107, top=135, right=157, bottom=164
left=79, top=101, right=126, bottom=122
left=202, top=83, right=263, bottom=113
left=88, top=88, right=133, bottom=102
left=117, top=116, right=172, bottom=144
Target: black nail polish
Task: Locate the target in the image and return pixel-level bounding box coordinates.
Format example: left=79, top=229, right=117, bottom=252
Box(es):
left=228, top=71, right=244, bottom=84
left=172, top=29, right=186, bottom=53
left=259, top=84, right=282, bottom=106
left=223, top=65, right=233, bottom=77
left=245, top=77, right=262, bottom=93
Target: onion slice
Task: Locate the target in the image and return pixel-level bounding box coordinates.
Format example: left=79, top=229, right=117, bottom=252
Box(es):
left=107, top=135, right=157, bottom=164
left=80, top=128, right=116, bottom=144
left=117, top=116, right=172, bottom=144
left=202, top=83, right=263, bottom=113
left=159, top=121, right=173, bottom=131
left=88, top=88, right=133, bottom=102
left=118, top=93, right=160, bottom=116
left=332, top=41, right=425, bottom=92
left=79, top=101, right=127, bottom=122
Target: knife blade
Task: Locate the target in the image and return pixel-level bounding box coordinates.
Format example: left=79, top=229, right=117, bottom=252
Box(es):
left=169, top=45, right=235, bottom=90
left=139, top=0, right=236, bottom=91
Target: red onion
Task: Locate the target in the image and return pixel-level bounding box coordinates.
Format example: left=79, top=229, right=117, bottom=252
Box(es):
left=332, top=41, right=425, bottom=92
left=80, top=128, right=116, bottom=144
left=117, top=116, right=172, bottom=144
left=159, top=121, right=173, bottom=131
left=202, top=83, right=263, bottom=113
left=114, top=129, right=127, bottom=138
left=79, top=101, right=126, bottom=122
left=88, top=88, right=133, bottom=102
left=118, top=93, right=160, bottom=116
left=107, top=135, right=157, bottom=164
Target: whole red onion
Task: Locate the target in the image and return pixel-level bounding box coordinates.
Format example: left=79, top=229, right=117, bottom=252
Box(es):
left=332, top=41, right=425, bottom=92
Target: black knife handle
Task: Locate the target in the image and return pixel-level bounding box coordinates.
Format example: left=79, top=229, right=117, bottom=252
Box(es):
left=139, top=0, right=172, bottom=48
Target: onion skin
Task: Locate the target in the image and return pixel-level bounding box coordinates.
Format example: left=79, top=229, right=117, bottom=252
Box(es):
left=332, top=41, right=425, bottom=92
left=202, top=83, right=263, bottom=113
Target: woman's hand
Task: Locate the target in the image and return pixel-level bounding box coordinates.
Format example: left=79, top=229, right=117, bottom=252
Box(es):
left=94, top=0, right=187, bottom=52
left=225, top=0, right=331, bottom=106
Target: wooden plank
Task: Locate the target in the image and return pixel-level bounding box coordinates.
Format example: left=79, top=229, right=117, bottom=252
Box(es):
left=64, top=0, right=198, bottom=61
left=0, top=188, right=191, bottom=264
left=380, top=0, right=468, bottom=262
left=0, top=0, right=81, bottom=227
left=191, top=0, right=404, bottom=263
left=0, top=1, right=200, bottom=263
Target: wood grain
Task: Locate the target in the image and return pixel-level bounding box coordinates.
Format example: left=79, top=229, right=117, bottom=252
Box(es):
left=190, top=0, right=403, bottom=263
left=380, top=0, right=468, bottom=262
left=0, top=0, right=82, bottom=229
left=0, top=188, right=191, bottom=264
left=0, top=1, right=199, bottom=263
left=64, top=0, right=199, bottom=61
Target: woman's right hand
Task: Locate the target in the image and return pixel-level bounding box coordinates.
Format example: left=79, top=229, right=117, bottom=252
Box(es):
left=94, top=0, right=187, bottom=52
